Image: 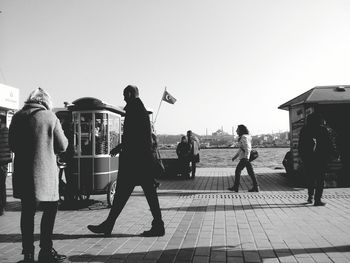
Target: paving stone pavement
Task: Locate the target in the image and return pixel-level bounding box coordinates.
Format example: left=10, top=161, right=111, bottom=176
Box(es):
left=1, top=167, right=350, bottom=263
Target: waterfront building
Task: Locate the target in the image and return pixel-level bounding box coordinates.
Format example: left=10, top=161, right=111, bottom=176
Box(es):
left=279, top=85, right=350, bottom=186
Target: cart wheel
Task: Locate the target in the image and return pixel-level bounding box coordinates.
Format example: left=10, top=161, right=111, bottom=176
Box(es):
left=79, top=194, right=90, bottom=201
left=107, top=180, right=117, bottom=208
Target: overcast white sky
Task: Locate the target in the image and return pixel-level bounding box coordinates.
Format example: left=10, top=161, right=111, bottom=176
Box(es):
left=1, top=0, right=350, bottom=135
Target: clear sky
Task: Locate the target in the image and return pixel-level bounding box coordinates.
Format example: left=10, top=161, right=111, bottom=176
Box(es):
left=1, top=0, right=350, bottom=135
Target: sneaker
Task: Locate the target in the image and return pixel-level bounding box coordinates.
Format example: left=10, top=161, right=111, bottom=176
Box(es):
left=38, top=248, right=68, bottom=263
left=248, top=186, right=260, bottom=192
left=227, top=186, right=238, bottom=192
left=314, top=200, right=326, bottom=206
left=141, top=226, right=165, bottom=237
left=87, top=223, right=112, bottom=237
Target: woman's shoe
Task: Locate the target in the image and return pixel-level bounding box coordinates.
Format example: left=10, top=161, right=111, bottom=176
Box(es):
left=248, top=186, right=260, bottom=192
left=307, top=196, right=313, bottom=204
left=314, top=200, right=326, bottom=206
left=87, top=222, right=112, bottom=237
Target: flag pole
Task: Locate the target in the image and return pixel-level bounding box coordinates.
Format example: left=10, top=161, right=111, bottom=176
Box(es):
left=154, top=87, right=166, bottom=125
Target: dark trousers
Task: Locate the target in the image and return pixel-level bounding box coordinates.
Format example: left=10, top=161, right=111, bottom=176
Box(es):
left=105, top=180, right=163, bottom=230
left=305, top=165, right=326, bottom=201
left=0, top=165, right=7, bottom=212
left=190, top=161, right=196, bottom=178
left=178, top=158, right=190, bottom=178
left=190, top=154, right=199, bottom=178
left=20, top=199, right=58, bottom=254
left=233, top=158, right=258, bottom=189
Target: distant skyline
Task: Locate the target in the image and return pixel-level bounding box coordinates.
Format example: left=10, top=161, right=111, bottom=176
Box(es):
left=1, top=0, right=350, bottom=135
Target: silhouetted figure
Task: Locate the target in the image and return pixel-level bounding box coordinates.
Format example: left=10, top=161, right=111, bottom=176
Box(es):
left=228, top=124, right=259, bottom=192
left=176, top=136, right=191, bottom=179
left=0, top=116, right=12, bottom=216
left=9, top=88, right=68, bottom=263
left=187, top=130, right=200, bottom=179
left=57, top=117, right=76, bottom=203
left=298, top=112, right=334, bottom=206
left=282, top=151, right=293, bottom=176
left=87, top=85, right=164, bottom=237
left=151, top=132, right=164, bottom=188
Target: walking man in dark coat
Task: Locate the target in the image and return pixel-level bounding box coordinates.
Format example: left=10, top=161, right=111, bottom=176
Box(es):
left=298, top=112, right=334, bottom=206
left=87, top=85, right=165, bottom=237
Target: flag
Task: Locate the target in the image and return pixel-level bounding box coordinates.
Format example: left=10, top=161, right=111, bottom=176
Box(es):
left=162, top=90, right=177, bottom=104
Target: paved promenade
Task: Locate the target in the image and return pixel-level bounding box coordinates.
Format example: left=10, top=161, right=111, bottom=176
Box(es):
left=1, top=168, right=350, bottom=263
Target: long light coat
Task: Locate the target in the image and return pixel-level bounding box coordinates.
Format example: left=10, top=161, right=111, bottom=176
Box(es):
left=9, top=103, right=68, bottom=201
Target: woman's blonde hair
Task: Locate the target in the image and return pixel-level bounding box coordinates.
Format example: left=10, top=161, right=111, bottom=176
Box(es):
left=25, top=87, right=53, bottom=110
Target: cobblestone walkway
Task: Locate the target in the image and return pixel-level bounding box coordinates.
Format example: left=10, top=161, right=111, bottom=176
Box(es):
left=1, top=168, right=350, bottom=263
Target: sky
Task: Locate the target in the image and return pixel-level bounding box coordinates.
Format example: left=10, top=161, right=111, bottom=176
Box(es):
left=1, top=0, right=350, bottom=135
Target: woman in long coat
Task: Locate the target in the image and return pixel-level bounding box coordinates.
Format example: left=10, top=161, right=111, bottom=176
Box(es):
left=9, top=88, right=68, bottom=263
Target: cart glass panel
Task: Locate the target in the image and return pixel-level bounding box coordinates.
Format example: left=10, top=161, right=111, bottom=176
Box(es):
left=95, top=113, right=108, bottom=155
left=80, top=113, right=93, bottom=155
left=109, top=114, right=120, bottom=152
left=72, top=113, right=79, bottom=155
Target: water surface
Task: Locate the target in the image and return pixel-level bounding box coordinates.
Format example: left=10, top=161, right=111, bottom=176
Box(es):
left=160, top=148, right=289, bottom=169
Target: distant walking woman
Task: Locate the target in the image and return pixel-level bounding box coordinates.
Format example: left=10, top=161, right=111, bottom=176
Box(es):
left=228, top=125, right=259, bottom=192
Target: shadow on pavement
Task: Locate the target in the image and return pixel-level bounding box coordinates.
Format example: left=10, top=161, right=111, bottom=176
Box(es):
left=161, top=203, right=309, bottom=212
left=156, top=173, right=302, bottom=192
left=67, top=245, right=350, bottom=262
left=3, top=200, right=107, bottom=212
left=0, top=233, right=140, bottom=243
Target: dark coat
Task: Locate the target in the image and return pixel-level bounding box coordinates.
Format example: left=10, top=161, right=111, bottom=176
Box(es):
left=9, top=103, right=68, bottom=201
left=176, top=142, right=191, bottom=160
left=118, top=98, right=154, bottom=185
left=298, top=125, right=333, bottom=170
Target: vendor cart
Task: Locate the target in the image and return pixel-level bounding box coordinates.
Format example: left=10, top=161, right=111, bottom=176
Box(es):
left=56, top=97, right=124, bottom=207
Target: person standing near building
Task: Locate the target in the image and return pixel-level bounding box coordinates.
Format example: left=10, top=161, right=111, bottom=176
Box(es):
left=151, top=132, right=163, bottom=188
left=176, top=135, right=191, bottom=179
left=228, top=125, right=259, bottom=192
left=0, top=115, right=12, bottom=216
left=87, top=85, right=165, bottom=237
left=187, top=130, right=200, bottom=179
left=9, top=88, right=68, bottom=263
left=298, top=112, right=334, bottom=206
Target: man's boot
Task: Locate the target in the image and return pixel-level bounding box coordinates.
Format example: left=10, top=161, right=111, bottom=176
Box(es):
left=87, top=221, right=112, bottom=237
left=141, top=222, right=165, bottom=237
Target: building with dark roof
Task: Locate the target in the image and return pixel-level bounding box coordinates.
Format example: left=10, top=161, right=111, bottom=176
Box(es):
left=279, top=85, right=350, bottom=186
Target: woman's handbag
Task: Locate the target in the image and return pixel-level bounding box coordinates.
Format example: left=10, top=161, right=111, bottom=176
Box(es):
left=249, top=149, right=259, bottom=162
